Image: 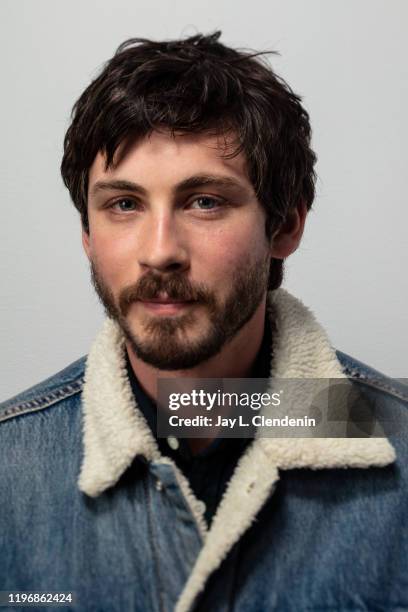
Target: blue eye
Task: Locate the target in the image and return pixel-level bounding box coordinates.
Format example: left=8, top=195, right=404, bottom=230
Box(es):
left=111, top=199, right=137, bottom=212
left=190, top=196, right=222, bottom=211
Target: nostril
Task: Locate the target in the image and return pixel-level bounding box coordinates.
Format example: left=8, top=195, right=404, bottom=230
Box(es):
left=167, top=262, right=184, bottom=272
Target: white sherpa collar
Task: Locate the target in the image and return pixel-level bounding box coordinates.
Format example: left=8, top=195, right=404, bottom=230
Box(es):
left=78, top=288, right=396, bottom=612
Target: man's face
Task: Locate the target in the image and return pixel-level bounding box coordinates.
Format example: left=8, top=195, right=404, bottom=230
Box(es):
left=84, top=129, right=272, bottom=370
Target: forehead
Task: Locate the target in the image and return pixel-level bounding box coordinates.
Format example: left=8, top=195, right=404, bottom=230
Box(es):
left=88, top=129, right=253, bottom=191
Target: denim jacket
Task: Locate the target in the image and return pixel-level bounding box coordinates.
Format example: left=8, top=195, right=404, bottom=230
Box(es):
left=1, top=288, right=407, bottom=612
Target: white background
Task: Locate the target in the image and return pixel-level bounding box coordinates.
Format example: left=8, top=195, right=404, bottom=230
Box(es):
left=1, top=0, right=407, bottom=399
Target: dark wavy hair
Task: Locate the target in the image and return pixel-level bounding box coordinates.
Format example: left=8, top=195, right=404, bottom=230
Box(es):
left=61, top=31, right=317, bottom=290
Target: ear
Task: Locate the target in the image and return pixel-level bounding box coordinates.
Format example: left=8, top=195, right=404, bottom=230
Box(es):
left=270, top=199, right=308, bottom=260
left=81, top=226, right=91, bottom=260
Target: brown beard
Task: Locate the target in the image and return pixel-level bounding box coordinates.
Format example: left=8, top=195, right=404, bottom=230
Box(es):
left=89, top=255, right=270, bottom=370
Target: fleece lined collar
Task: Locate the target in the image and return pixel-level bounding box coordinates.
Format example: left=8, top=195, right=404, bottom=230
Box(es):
left=77, top=288, right=396, bottom=612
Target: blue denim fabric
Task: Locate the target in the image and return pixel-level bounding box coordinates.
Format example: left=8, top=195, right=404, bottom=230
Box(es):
left=1, top=351, right=407, bottom=612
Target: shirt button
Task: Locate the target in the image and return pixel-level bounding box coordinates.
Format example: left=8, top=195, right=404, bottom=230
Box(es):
left=196, top=500, right=206, bottom=514
left=167, top=436, right=179, bottom=450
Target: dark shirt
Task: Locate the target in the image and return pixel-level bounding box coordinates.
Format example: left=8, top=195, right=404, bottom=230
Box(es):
left=125, top=316, right=272, bottom=527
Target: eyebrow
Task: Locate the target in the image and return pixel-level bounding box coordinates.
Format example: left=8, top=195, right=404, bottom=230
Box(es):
left=90, top=174, right=249, bottom=198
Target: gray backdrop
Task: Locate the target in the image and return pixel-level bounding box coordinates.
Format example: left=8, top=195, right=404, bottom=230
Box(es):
left=1, top=0, right=407, bottom=400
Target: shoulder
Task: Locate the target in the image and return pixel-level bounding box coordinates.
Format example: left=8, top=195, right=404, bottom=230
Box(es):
left=335, top=350, right=408, bottom=448
left=335, top=349, right=408, bottom=405
left=0, top=356, right=86, bottom=424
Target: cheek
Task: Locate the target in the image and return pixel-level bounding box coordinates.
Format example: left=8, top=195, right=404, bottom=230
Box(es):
left=90, top=233, right=136, bottom=287
left=194, top=224, right=269, bottom=283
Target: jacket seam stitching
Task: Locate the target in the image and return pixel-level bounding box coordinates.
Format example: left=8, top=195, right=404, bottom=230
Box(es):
left=0, top=379, right=84, bottom=423
left=144, top=476, right=166, bottom=612
left=345, top=373, right=408, bottom=403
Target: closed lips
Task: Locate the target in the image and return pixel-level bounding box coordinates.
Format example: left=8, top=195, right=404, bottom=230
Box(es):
left=141, top=298, right=194, bottom=303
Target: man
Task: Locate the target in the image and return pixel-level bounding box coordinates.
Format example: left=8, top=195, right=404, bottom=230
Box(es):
left=1, top=31, right=407, bottom=612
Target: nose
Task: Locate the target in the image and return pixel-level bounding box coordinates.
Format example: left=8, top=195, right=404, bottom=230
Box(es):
left=137, top=210, right=190, bottom=274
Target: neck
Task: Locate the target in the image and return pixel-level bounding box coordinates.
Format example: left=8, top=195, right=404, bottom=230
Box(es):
left=126, top=298, right=268, bottom=403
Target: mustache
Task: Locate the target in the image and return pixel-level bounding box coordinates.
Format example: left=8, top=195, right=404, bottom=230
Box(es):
left=119, top=272, right=213, bottom=316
